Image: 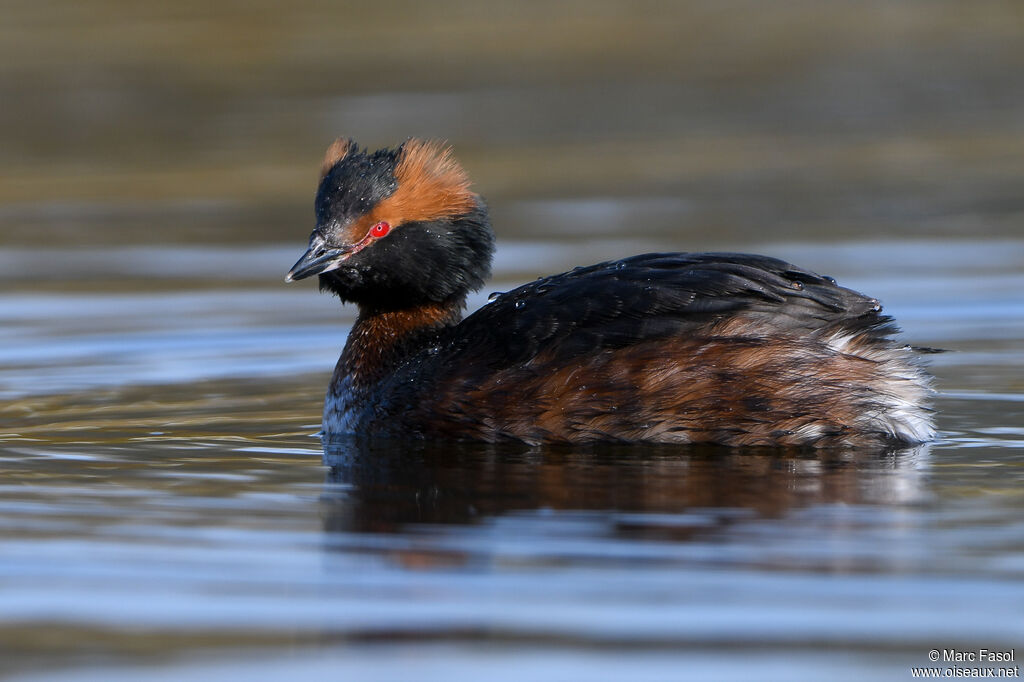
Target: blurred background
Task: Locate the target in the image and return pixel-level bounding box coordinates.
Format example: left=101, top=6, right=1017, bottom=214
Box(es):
left=2, top=2, right=1023, bottom=681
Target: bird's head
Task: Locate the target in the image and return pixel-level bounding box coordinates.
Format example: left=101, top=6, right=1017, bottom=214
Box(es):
left=286, top=138, right=494, bottom=310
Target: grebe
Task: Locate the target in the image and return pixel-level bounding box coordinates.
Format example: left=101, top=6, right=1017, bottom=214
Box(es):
left=286, top=138, right=935, bottom=447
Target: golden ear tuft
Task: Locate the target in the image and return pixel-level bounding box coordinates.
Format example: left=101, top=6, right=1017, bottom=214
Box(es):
left=320, top=137, right=354, bottom=179
left=387, top=139, right=477, bottom=221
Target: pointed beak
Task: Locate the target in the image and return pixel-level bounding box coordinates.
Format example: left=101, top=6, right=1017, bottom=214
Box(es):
left=285, top=239, right=351, bottom=282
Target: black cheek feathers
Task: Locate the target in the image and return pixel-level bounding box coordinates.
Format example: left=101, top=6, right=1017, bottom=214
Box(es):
left=319, top=268, right=363, bottom=298
left=386, top=208, right=494, bottom=301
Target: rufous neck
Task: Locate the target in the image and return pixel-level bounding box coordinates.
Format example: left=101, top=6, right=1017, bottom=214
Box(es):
left=339, top=299, right=464, bottom=389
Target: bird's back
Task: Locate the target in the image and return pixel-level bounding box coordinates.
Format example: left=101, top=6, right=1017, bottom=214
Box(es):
left=346, top=253, right=934, bottom=447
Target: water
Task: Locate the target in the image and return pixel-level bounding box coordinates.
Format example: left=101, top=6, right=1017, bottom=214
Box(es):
left=3, top=2, right=1024, bottom=680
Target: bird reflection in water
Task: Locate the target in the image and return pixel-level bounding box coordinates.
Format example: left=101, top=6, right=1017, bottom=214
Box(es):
left=319, top=438, right=931, bottom=558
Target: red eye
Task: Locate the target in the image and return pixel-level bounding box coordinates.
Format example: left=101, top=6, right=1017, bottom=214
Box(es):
left=370, top=222, right=390, bottom=238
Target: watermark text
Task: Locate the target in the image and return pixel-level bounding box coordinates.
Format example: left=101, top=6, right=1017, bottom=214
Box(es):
left=911, top=649, right=1018, bottom=678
